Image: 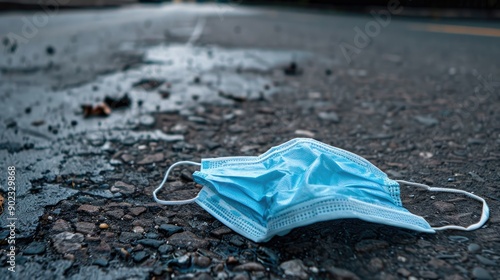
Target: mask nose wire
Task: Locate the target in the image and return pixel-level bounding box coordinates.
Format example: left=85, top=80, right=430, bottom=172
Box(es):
left=396, top=180, right=490, bottom=231
left=153, top=161, right=201, bottom=205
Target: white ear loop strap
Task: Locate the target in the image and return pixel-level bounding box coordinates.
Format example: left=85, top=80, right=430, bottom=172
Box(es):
left=396, top=180, right=490, bottom=231
left=153, top=161, right=201, bottom=205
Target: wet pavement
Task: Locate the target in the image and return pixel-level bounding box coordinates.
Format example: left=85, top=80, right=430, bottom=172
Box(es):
left=1, top=3, right=500, bottom=279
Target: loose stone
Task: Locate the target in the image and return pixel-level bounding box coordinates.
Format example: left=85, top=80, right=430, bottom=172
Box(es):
left=99, top=223, right=109, bottom=229
left=93, top=258, right=109, bottom=267
left=159, top=224, right=183, bottom=237
left=233, top=262, right=265, bottom=272
left=471, top=267, right=493, bottom=280
left=24, top=242, right=46, bottom=255
left=468, top=243, right=481, bottom=253
left=280, top=259, right=309, bottom=280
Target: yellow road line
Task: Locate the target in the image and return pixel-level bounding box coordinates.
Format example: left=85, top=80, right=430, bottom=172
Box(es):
left=410, top=24, right=500, bottom=38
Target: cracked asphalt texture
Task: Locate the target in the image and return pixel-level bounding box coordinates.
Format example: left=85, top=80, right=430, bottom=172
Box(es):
left=0, top=3, right=499, bottom=280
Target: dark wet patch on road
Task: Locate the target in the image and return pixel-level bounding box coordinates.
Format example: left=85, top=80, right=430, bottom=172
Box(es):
left=0, top=44, right=314, bottom=244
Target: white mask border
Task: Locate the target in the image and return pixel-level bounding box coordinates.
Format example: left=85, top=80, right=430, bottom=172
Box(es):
left=396, top=180, right=490, bottom=231
left=153, top=161, right=201, bottom=205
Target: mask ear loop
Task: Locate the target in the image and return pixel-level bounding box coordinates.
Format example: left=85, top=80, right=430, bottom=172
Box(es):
left=153, top=161, right=201, bottom=205
left=396, top=180, right=490, bottom=231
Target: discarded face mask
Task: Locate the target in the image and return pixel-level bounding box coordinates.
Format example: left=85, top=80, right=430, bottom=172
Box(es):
left=153, top=138, right=489, bottom=242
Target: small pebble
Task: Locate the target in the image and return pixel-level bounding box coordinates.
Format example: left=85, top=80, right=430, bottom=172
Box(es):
left=117, top=248, right=130, bottom=260
left=419, top=151, right=433, bottom=159
left=468, top=243, right=481, bottom=253
left=133, top=251, right=149, bottom=263
left=152, top=265, right=164, bottom=276
left=476, top=255, right=496, bottom=266
left=99, top=223, right=109, bottom=229
left=433, top=201, right=455, bottom=213
left=448, top=235, right=469, bottom=243
left=415, top=115, right=438, bottom=127
left=180, top=169, right=193, bottom=181
left=355, top=239, right=389, bottom=253
left=159, top=224, right=183, bottom=237
left=294, top=129, right=315, bottom=138
left=233, top=262, right=265, bottom=272
left=133, top=226, right=144, bottom=233
left=327, top=267, right=361, bottom=280
left=469, top=172, right=485, bottom=182
left=419, top=271, right=438, bottom=279
left=138, top=115, right=155, bottom=127
left=397, top=268, right=411, bottom=277
left=453, top=149, right=467, bottom=157
left=318, top=111, right=340, bottom=123
left=193, top=255, right=211, bottom=268
left=93, top=258, right=109, bottom=267
left=158, top=244, right=173, bottom=254
left=472, top=267, right=493, bottom=280
left=46, top=46, right=55, bottom=55
left=145, top=232, right=159, bottom=239
left=109, top=159, right=122, bottom=166
left=24, top=242, right=46, bottom=255
left=280, top=259, right=308, bottom=279
left=436, top=253, right=461, bottom=259
left=368, top=258, right=384, bottom=273
left=455, top=265, right=468, bottom=274
left=308, top=92, right=321, bottom=99
left=283, top=62, right=298, bottom=75
left=229, top=235, right=245, bottom=247
left=137, top=239, right=164, bottom=248
left=171, top=255, right=191, bottom=268
left=233, top=274, right=249, bottom=280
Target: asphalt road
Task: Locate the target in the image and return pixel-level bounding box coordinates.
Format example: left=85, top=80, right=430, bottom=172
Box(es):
left=0, top=3, right=499, bottom=279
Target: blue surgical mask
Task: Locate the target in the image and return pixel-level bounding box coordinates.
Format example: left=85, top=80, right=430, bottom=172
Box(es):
left=153, top=138, right=489, bottom=242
